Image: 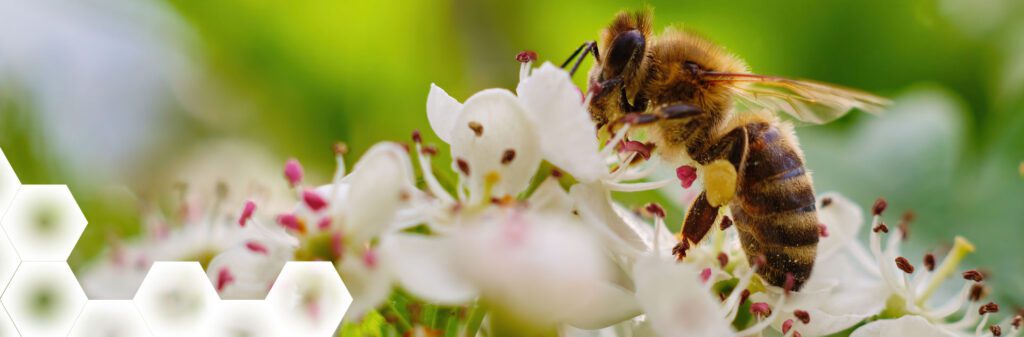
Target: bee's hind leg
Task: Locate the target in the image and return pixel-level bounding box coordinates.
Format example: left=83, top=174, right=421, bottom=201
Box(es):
left=676, top=191, right=721, bottom=260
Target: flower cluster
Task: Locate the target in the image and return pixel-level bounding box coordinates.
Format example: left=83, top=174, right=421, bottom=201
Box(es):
left=87, top=54, right=1021, bottom=337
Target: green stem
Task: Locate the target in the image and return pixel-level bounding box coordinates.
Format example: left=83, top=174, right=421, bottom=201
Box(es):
left=386, top=301, right=413, bottom=333
left=464, top=304, right=487, bottom=337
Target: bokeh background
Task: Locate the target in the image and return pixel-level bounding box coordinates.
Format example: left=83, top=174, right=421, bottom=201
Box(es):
left=1, top=0, right=1022, bottom=309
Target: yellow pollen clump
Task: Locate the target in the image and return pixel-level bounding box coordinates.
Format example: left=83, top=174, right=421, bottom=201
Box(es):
left=704, top=160, right=737, bottom=207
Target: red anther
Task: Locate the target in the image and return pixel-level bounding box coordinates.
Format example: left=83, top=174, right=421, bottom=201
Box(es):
left=456, top=158, right=471, bottom=176
left=720, top=216, right=733, bottom=230
left=303, top=190, right=328, bottom=211
left=238, top=200, right=256, bottom=227
left=277, top=213, right=306, bottom=233
left=784, top=273, right=796, bottom=295
left=333, top=142, right=349, bottom=155
left=516, top=50, right=538, bottom=63
left=963, top=270, right=984, bottom=282
left=363, top=248, right=378, bottom=268
left=739, top=289, right=751, bottom=305
left=991, top=325, right=1002, bottom=336
left=421, top=145, right=439, bottom=156
left=619, top=140, right=652, bottom=159
left=750, top=302, right=772, bottom=317
left=782, top=319, right=794, bottom=334
left=895, top=257, right=915, bottom=274
left=923, top=254, right=936, bottom=271
left=901, top=210, right=916, bottom=223
left=645, top=203, right=666, bottom=218
left=284, top=159, right=304, bottom=186
left=700, top=268, right=712, bottom=283
left=872, top=197, right=888, bottom=216
left=753, top=255, right=768, bottom=269
left=1011, top=315, right=1021, bottom=329
left=676, top=165, right=698, bottom=189
left=821, top=197, right=833, bottom=207
left=550, top=168, right=563, bottom=178
left=318, top=217, right=332, bottom=230
left=794, top=310, right=811, bottom=324
left=818, top=223, right=829, bottom=238
left=980, top=302, right=1000, bottom=315
left=873, top=223, right=889, bottom=233
left=501, top=149, right=517, bottom=165
left=970, top=284, right=986, bottom=301
left=216, top=267, right=235, bottom=292
left=245, top=241, right=269, bottom=255
left=717, top=252, right=729, bottom=268
left=412, top=130, right=422, bottom=143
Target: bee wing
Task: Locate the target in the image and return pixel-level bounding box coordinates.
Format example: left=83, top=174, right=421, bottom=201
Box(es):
left=704, top=72, right=891, bottom=124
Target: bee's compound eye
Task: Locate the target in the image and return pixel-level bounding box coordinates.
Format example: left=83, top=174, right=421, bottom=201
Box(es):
left=684, top=61, right=702, bottom=74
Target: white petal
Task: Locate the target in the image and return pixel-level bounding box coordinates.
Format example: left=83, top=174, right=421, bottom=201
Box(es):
left=817, top=191, right=864, bottom=260
left=570, top=183, right=648, bottom=256
left=527, top=178, right=575, bottom=215
left=382, top=234, right=478, bottom=305
left=633, top=256, right=734, bottom=337
left=427, top=83, right=462, bottom=143
left=613, top=203, right=675, bottom=257
left=566, top=282, right=641, bottom=329
left=850, top=316, right=960, bottom=337
left=338, top=255, right=393, bottom=321
left=517, top=62, right=605, bottom=182
left=341, top=142, right=417, bottom=244
left=450, top=89, right=542, bottom=200
left=451, top=211, right=610, bottom=326
left=206, top=243, right=291, bottom=299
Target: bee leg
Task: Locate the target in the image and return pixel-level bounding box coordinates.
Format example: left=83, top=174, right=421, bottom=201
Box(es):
left=680, top=191, right=720, bottom=251
left=608, top=103, right=703, bottom=133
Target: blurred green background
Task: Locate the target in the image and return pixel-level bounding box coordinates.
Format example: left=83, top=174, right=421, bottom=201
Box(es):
left=1, top=0, right=1022, bottom=308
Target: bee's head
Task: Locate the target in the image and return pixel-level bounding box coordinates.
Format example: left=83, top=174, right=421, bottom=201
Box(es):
left=587, top=10, right=652, bottom=129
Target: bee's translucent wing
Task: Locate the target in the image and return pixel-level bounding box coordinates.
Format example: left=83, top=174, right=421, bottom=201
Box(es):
left=704, top=72, right=891, bottom=124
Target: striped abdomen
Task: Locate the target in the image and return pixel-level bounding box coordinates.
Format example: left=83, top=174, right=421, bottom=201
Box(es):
left=731, top=122, right=819, bottom=290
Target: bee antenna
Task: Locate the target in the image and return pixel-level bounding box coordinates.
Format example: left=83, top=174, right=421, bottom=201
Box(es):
left=561, top=41, right=599, bottom=77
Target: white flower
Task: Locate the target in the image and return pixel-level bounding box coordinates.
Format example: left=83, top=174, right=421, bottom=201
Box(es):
left=428, top=61, right=673, bottom=205
left=633, top=256, right=735, bottom=337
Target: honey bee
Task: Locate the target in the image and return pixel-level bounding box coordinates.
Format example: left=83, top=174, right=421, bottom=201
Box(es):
left=564, top=10, right=889, bottom=289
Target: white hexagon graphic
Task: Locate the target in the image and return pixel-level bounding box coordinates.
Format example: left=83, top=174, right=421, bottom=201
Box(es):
left=0, top=262, right=87, bottom=337
left=266, top=262, right=351, bottom=337
left=69, top=300, right=152, bottom=337
left=0, top=304, right=20, bottom=337
left=205, top=301, right=284, bottom=337
left=1, top=185, right=87, bottom=261
left=0, top=227, right=20, bottom=294
left=0, top=148, right=20, bottom=219
left=134, top=262, right=220, bottom=337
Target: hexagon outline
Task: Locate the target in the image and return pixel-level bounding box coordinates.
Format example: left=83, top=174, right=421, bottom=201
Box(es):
left=1, top=184, right=88, bottom=262
left=0, top=147, right=21, bottom=220
left=1, top=261, right=87, bottom=337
